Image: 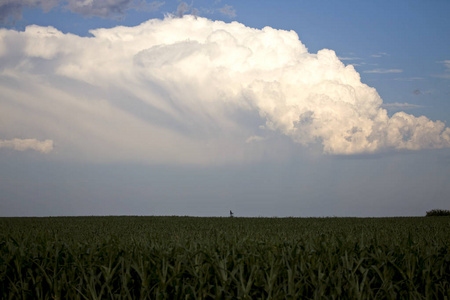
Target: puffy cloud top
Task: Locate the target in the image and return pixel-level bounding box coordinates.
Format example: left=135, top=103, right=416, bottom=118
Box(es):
left=0, top=16, right=449, bottom=163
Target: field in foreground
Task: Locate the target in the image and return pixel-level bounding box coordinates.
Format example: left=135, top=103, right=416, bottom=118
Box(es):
left=1, top=216, right=449, bottom=299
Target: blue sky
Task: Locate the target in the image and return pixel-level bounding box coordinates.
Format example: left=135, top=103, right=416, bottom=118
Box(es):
left=1, top=0, right=449, bottom=217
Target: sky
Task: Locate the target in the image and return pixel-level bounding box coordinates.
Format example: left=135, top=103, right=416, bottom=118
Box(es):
left=1, top=0, right=449, bottom=217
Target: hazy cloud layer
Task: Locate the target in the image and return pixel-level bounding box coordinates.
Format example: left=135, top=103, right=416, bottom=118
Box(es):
left=436, top=60, right=450, bottom=79
left=441, top=60, right=450, bottom=70
left=0, top=0, right=57, bottom=23
left=394, top=77, right=423, bottom=81
left=382, top=102, right=423, bottom=110
left=219, top=5, right=236, bottom=18
left=371, top=52, right=389, bottom=58
left=1, top=16, right=449, bottom=163
left=0, top=0, right=164, bottom=22
left=364, top=68, right=403, bottom=74
left=338, top=56, right=361, bottom=61
left=175, top=1, right=190, bottom=17
left=0, top=138, right=53, bottom=153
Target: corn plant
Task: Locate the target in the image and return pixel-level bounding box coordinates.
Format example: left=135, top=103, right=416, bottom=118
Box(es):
left=1, top=216, right=449, bottom=298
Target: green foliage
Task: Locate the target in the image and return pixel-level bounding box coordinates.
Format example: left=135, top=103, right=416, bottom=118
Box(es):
left=1, top=216, right=449, bottom=298
left=426, top=209, right=450, bottom=216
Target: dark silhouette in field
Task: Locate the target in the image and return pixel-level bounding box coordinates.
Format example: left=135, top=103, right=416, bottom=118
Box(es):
left=230, top=210, right=234, bottom=218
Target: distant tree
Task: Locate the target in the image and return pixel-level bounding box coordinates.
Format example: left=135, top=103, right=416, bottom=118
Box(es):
left=230, top=210, right=234, bottom=218
left=426, top=209, right=450, bottom=216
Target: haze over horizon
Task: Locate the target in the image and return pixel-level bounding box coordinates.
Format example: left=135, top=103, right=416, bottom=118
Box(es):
left=1, top=0, right=449, bottom=217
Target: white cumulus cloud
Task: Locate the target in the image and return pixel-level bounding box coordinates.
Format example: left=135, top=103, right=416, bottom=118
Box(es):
left=0, top=16, right=449, bottom=163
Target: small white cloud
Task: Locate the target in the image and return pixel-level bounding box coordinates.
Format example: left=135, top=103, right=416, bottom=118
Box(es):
left=364, top=69, right=403, bottom=74
left=0, top=138, right=54, bottom=153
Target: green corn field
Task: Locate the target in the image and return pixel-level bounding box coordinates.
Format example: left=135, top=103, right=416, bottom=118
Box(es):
left=1, top=216, right=449, bottom=299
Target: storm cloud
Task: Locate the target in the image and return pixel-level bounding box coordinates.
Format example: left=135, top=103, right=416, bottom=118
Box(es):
left=1, top=16, right=449, bottom=163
